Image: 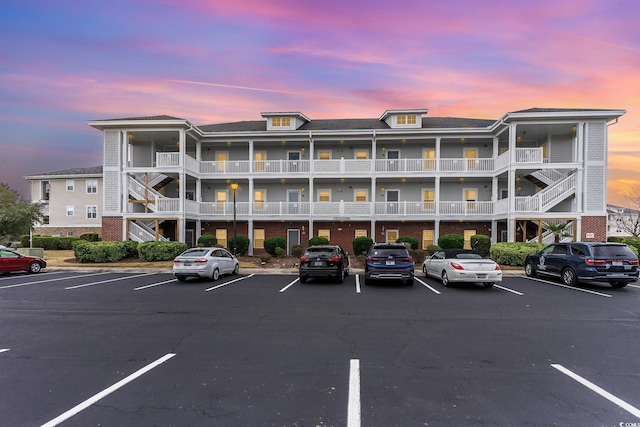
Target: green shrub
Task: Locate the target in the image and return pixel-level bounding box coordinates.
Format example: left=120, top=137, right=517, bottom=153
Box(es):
left=308, top=236, right=330, bottom=246
left=137, top=241, right=188, bottom=261
left=291, top=244, right=304, bottom=257
left=73, top=241, right=127, bottom=263
left=426, top=244, right=441, bottom=255
left=489, top=242, right=547, bottom=266
left=352, top=236, right=374, bottom=256
left=197, top=233, right=217, bottom=247
left=438, top=234, right=464, bottom=249
left=608, top=236, right=624, bottom=242
left=264, top=236, right=287, bottom=256
left=31, top=236, right=78, bottom=250
left=228, top=235, right=250, bottom=256
left=20, top=235, right=31, bottom=248
left=121, top=240, right=139, bottom=258
left=627, top=245, right=639, bottom=256
left=622, top=237, right=640, bottom=254
left=409, top=249, right=425, bottom=265
left=396, top=236, right=419, bottom=250
left=470, top=234, right=491, bottom=256
left=79, top=233, right=100, bottom=242
left=275, top=247, right=286, bottom=257
left=260, top=253, right=272, bottom=263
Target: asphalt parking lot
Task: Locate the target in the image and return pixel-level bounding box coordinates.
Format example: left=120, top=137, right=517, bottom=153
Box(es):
left=1, top=270, right=639, bottom=426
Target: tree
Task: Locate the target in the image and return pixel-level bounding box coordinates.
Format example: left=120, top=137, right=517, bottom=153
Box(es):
left=0, top=183, right=42, bottom=242
left=616, top=187, right=640, bottom=237
left=543, top=222, right=572, bottom=243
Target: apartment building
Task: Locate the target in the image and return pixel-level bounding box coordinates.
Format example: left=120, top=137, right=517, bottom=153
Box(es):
left=85, top=107, right=623, bottom=255
left=607, top=205, right=640, bottom=238
left=25, top=166, right=103, bottom=237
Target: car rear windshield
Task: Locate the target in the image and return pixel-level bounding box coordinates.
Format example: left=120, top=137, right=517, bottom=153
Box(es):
left=181, top=249, right=210, bottom=257
left=592, top=245, right=636, bottom=258
left=305, top=248, right=336, bottom=256
left=455, top=253, right=483, bottom=259
left=370, top=248, right=409, bottom=257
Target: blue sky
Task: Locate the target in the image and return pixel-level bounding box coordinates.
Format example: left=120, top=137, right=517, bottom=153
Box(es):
left=1, top=0, right=639, bottom=204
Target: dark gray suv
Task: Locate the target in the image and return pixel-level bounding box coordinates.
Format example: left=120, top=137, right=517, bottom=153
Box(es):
left=524, top=242, right=639, bottom=288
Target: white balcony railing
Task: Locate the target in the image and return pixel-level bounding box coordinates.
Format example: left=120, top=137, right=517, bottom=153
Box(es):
left=156, top=152, right=180, bottom=167
left=374, top=202, right=435, bottom=215
left=514, top=147, right=543, bottom=163
left=439, top=201, right=494, bottom=215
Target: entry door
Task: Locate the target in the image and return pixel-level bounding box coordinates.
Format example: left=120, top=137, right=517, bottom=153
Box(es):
left=288, top=151, right=300, bottom=172
left=287, top=229, right=300, bottom=255
left=185, top=229, right=194, bottom=248
left=288, top=190, right=300, bottom=214
left=387, top=150, right=400, bottom=171
left=386, top=189, right=399, bottom=214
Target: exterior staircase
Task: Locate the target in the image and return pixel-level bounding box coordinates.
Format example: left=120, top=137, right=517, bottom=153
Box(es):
left=515, top=172, right=576, bottom=212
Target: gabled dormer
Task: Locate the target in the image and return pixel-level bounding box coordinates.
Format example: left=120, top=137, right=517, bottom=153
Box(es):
left=261, top=112, right=310, bottom=131
left=379, top=109, right=428, bottom=129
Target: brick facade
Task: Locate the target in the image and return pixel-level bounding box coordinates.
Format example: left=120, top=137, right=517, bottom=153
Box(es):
left=581, top=216, right=607, bottom=241
left=102, top=216, right=123, bottom=241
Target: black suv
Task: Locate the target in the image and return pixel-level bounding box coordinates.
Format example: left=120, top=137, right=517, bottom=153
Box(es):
left=524, top=242, right=639, bottom=288
left=364, top=243, right=415, bottom=286
left=299, top=245, right=350, bottom=283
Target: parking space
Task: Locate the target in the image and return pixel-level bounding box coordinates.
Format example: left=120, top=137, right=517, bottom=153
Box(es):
left=1, top=271, right=639, bottom=425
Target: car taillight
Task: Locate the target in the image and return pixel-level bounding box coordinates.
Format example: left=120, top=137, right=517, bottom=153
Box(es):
left=194, top=258, right=208, bottom=263
left=328, top=256, right=341, bottom=263
left=585, top=258, right=606, bottom=266
left=630, top=260, right=639, bottom=266
left=450, top=262, right=465, bottom=270
left=401, top=257, right=413, bottom=261
left=173, top=259, right=181, bottom=263
left=495, top=264, right=502, bottom=270
left=300, top=257, right=309, bottom=262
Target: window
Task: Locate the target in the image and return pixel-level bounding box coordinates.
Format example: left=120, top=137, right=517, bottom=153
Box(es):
left=423, top=189, right=435, bottom=210
left=318, top=151, right=331, bottom=160
left=318, top=229, right=330, bottom=241
left=355, top=150, right=368, bottom=160
left=465, top=149, right=477, bottom=169
left=397, top=115, right=406, bottom=125
left=216, top=152, right=228, bottom=172
left=282, top=117, right=290, bottom=126
left=386, top=229, right=399, bottom=242
left=272, top=117, right=281, bottom=126
left=66, top=205, right=74, bottom=216
left=66, top=180, right=75, bottom=191
left=464, top=230, right=476, bottom=249
left=464, top=189, right=477, bottom=210
left=254, top=151, right=266, bottom=172
left=216, top=191, right=227, bottom=210
left=397, top=115, right=416, bottom=125
left=407, top=115, right=417, bottom=125
left=86, top=205, right=97, bottom=219
left=423, top=149, right=435, bottom=169
left=216, top=229, right=228, bottom=248
left=254, top=229, right=265, bottom=249
left=355, top=189, right=368, bottom=202
left=254, top=190, right=265, bottom=210
left=318, top=189, right=330, bottom=202
left=86, top=180, right=98, bottom=194
left=355, top=229, right=367, bottom=238
left=422, top=230, right=434, bottom=248
left=67, top=231, right=74, bottom=237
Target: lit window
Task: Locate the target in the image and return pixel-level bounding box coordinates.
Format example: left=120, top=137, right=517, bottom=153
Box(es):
left=254, top=190, right=265, bottom=210
left=464, top=230, right=476, bottom=249
left=318, top=229, right=330, bottom=241
left=356, top=150, right=368, bottom=160
left=86, top=180, right=98, bottom=194
left=216, top=191, right=227, bottom=210
left=407, top=115, right=417, bottom=125
left=86, top=205, right=97, bottom=219
left=355, top=189, right=368, bottom=202
left=423, top=189, right=435, bottom=210
left=318, top=151, right=331, bottom=160
left=318, top=190, right=330, bottom=202
left=216, top=229, right=228, bottom=248
left=423, top=150, right=435, bottom=169
left=254, top=229, right=265, bottom=249
left=66, top=205, right=74, bottom=216
left=422, top=230, right=434, bottom=248
left=355, top=229, right=367, bottom=238
left=66, top=180, right=75, bottom=191
left=464, top=189, right=477, bottom=210
left=282, top=117, right=291, bottom=126
left=397, top=115, right=406, bottom=125
left=272, top=117, right=281, bottom=126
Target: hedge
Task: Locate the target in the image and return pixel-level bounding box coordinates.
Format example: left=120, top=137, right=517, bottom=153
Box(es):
left=470, top=234, right=491, bottom=257
left=308, top=236, right=330, bottom=246
left=228, top=235, right=250, bottom=256
left=396, top=236, right=419, bottom=250
left=352, top=236, right=373, bottom=256
left=73, top=241, right=128, bottom=263
left=438, top=234, right=464, bottom=249
left=489, top=242, right=547, bottom=266
left=197, top=233, right=217, bottom=246
left=137, top=241, right=188, bottom=261
left=264, top=236, right=287, bottom=256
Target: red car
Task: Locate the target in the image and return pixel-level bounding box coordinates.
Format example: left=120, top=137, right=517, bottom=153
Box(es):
left=0, top=248, right=46, bottom=274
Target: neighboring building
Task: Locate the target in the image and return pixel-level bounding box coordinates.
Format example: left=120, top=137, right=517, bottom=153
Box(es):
left=607, top=204, right=640, bottom=238
left=83, top=107, right=623, bottom=255
left=25, top=166, right=103, bottom=237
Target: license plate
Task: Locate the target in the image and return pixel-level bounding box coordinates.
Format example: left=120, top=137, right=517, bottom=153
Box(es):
left=386, top=260, right=395, bottom=265
left=314, top=261, right=324, bottom=266
left=612, top=261, right=623, bottom=266
left=608, top=273, right=626, bottom=277
left=477, top=274, right=487, bottom=279
left=184, top=262, right=192, bottom=266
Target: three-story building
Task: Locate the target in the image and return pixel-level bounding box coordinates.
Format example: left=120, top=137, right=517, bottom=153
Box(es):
left=87, top=107, right=624, bottom=255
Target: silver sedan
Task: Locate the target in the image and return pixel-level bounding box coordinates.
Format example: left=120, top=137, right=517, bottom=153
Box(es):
left=173, top=247, right=239, bottom=282
left=423, top=249, right=502, bottom=288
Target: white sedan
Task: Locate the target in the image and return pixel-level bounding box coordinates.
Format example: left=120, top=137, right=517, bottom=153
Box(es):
left=423, top=249, right=502, bottom=288
left=173, top=247, right=239, bottom=282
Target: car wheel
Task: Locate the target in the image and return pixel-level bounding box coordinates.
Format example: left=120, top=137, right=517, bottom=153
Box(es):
left=423, top=265, right=428, bottom=278
left=561, top=267, right=577, bottom=286
left=299, top=276, right=307, bottom=283
left=610, top=281, right=627, bottom=288
left=211, top=268, right=220, bottom=281
left=441, top=270, right=450, bottom=287
left=337, top=268, right=345, bottom=283
left=525, top=261, right=537, bottom=278
left=233, top=264, right=239, bottom=275
left=483, top=282, right=494, bottom=288
left=28, top=261, right=41, bottom=274
left=176, top=275, right=187, bottom=282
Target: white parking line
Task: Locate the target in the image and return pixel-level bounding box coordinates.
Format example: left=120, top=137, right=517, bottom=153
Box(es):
left=0, top=349, right=9, bottom=353
left=348, top=359, right=361, bottom=427
left=0, top=271, right=62, bottom=281
left=41, top=353, right=176, bottom=427
left=65, top=273, right=156, bottom=290
left=415, top=277, right=441, bottom=294
left=279, top=277, right=299, bottom=293
left=205, top=274, right=255, bottom=291
left=494, top=284, right=524, bottom=295
left=134, top=278, right=178, bottom=291
left=628, top=284, right=640, bottom=288
left=355, top=274, right=361, bottom=294
left=551, top=364, right=640, bottom=418
left=523, top=276, right=612, bottom=297
left=0, top=272, right=110, bottom=290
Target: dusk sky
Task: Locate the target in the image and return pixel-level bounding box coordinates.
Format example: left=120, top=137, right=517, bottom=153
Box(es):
left=1, top=0, right=638, bottom=205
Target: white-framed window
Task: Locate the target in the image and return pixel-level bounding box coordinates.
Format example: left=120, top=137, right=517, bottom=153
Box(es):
left=66, top=231, right=74, bottom=237
left=86, top=205, right=97, bottom=219
left=318, top=229, right=330, bottom=241
left=66, top=180, right=75, bottom=191
left=318, top=150, right=331, bottom=160
left=386, top=229, right=399, bottom=242
left=216, top=229, right=228, bottom=248
left=318, top=189, right=331, bottom=202
left=254, top=190, right=266, bottom=210
left=254, top=229, right=265, bottom=249
left=422, top=230, right=434, bottom=249
left=355, top=229, right=367, bottom=238
left=423, top=189, right=435, bottom=210
left=355, top=150, right=368, bottom=160
left=216, top=190, right=228, bottom=210
left=66, top=205, right=74, bottom=216
left=86, top=180, right=98, bottom=194
left=464, top=230, right=476, bottom=249
left=355, top=189, right=368, bottom=202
